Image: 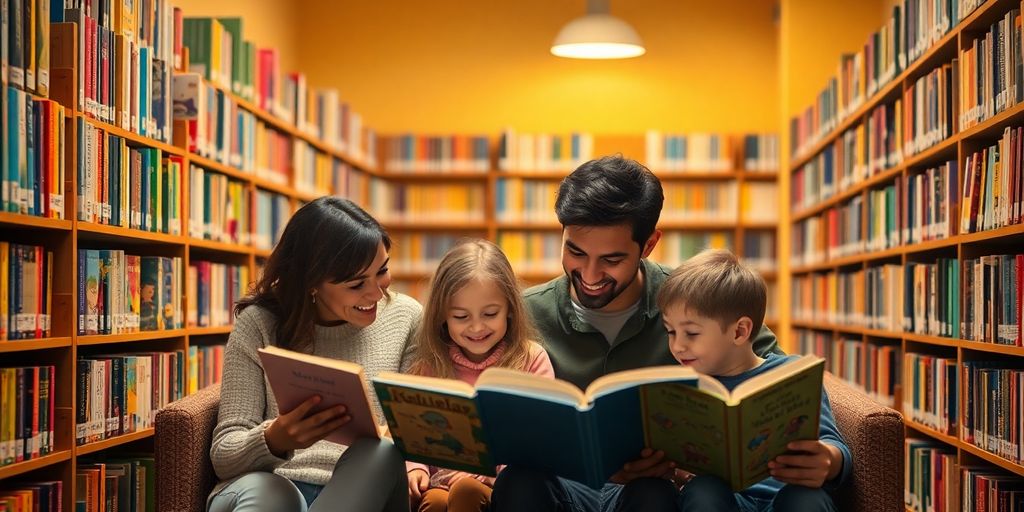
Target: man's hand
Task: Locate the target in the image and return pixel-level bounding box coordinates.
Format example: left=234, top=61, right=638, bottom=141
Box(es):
left=609, top=448, right=676, bottom=484
left=768, top=440, right=843, bottom=488
left=408, top=468, right=429, bottom=500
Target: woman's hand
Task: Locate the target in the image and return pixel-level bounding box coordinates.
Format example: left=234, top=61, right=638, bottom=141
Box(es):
left=264, top=395, right=350, bottom=458
left=408, top=468, right=430, bottom=500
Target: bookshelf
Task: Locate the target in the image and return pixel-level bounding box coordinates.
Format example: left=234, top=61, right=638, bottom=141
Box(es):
left=0, top=10, right=378, bottom=507
left=378, top=132, right=781, bottom=323
left=787, top=0, right=1024, bottom=508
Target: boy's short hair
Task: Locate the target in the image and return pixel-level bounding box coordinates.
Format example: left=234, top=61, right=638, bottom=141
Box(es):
left=656, top=249, right=767, bottom=335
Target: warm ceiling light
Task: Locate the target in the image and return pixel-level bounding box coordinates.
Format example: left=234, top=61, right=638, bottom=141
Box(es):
left=551, top=0, right=645, bottom=59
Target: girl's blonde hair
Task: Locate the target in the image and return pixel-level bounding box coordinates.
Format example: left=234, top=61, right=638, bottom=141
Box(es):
left=411, top=239, right=535, bottom=378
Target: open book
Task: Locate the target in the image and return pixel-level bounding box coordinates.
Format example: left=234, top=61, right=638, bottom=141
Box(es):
left=257, top=346, right=381, bottom=446
left=373, top=355, right=825, bottom=490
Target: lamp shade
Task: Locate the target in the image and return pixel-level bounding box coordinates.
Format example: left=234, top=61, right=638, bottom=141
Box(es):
left=551, top=13, right=645, bottom=59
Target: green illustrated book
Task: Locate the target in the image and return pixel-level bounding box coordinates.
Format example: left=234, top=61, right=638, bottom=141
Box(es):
left=373, top=355, right=824, bottom=490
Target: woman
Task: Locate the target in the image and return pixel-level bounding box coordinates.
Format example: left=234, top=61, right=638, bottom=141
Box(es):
left=207, top=197, right=421, bottom=512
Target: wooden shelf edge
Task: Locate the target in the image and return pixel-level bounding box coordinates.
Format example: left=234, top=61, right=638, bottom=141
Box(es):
left=0, top=451, right=72, bottom=480
left=0, top=212, right=73, bottom=230
left=80, top=114, right=187, bottom=157
left=0, top=337, right=73, bottom=353
left=959, top=441, right=1024, bottom=477
left=76, top=428, right=155, bottom=456
left=77, top=329, right=188, bottom=346
left=905, top=419, right=961, bottom=447
left=959, top=340, right=1024, bottom=357
left=76, top=222, right=183, bottom=245
left=188, top=326, right=235, bottom=337
left=188, top=238, right=253, bottom=256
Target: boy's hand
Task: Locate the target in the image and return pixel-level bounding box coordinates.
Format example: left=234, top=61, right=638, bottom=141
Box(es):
left=408, top=468, right=429, bottom=500
left=768, top=440, right=843, bottom=488
left=609, top=448, right=676, bottom=484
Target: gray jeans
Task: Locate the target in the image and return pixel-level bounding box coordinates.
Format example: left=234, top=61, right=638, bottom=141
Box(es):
left=208, top=438, right=409, bottom=512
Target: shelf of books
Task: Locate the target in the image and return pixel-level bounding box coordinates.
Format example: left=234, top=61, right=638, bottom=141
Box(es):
left=0, top=3, right=379, bottom=510
left=379, top=131, right=781, bottom=303
left=788, top=0, right=1024, bottom=509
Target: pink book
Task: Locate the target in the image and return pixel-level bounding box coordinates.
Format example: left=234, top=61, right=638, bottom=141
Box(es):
left=257, top=346, right=381, bottom=446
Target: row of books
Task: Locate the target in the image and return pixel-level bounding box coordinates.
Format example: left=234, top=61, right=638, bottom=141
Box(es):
left=789, top=0, right=981, bottom=158
left=184, top=18, right=376, bottom=163
left=903, top=352, right=958, bottom=435
left=77, top=118, right=183, bottom=233
left=904, top=439, right=957, bottom=512
left=0, top=366, right=56, bottom=467
left=0, top=242, right=52, bottom=341
left=961, top=126, right=1024, bottom=234
left=741, top=183, right=779, bottom=223
left=76, top=351, right=185, bottom=446
left=390, top=234, right=468, bottom=275
left=253, top=190, right=289, bottom=251
left=643, top=132, right=734, bottom=172
left=2, top=0, right=51, bottom=95
left=0, top=481, right=62, bottom=512
left=187, top=344, right=224, bottom=394
left=792, top=259, right=962, bottom=337
left=495, top=232, right=563, bottom=276
left=50, top=0, right=176, bottom=143
left=186, top=261, right=248, bottom=328
left=75, top=457, right=155, bottom=512
left=962, top=254, right=1022, bottom=346
left=188, top=165, right=249, bottom=245
left=77, top=251, right=183, bottom=335
left=173, top=73, right=257, bottom=172
left=791, top=120, right=878, bottom=211
left=498, top=130, right=595, bottom=172
left=384, top=135, right=491, bottom=173
left=962, top=362, right=1024, bottom=465
left=1, top=88, right=66, bottom=218
left=902, top=62, right=955, bottom=158
left=960, top=466, right=1024, bottom=511
left=797, top=331, right=898, bottom=407
left=368, top=180, right=486, bottom=223
left=959, top=6, right=1024, bottom=131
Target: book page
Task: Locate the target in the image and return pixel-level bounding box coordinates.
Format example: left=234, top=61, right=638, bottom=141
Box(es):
left=586, top=365, right=698, bottom=400
left=735, top=359, right=824, bottom=489
left=640, top=381, right=732, bottom=480
left=374, top=380, right=494, bottom=475
left=476, top=368, right=586, bottom=408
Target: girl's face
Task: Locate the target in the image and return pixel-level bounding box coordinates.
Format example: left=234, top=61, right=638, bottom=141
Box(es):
left=314, top=242, right=391, bottom=328
left=445, top=279, right=509, bottom=363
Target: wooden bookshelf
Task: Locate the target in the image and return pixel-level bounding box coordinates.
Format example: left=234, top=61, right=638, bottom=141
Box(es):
left=0, top=18, right=380, bottom=507
left=785, top=0, right=1024, bottom=502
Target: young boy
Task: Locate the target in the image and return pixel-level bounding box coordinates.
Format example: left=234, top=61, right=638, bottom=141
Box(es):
left=656, top=249, right=851, bottom=512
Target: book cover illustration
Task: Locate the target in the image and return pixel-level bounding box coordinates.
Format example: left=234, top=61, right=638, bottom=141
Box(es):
left=376, top=381, right=494, bottom=475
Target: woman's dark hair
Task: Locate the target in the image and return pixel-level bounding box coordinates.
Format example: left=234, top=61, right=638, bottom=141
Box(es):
left=236, top=197, right=391, bottom=351
left=555, top=155, right=664, bottom=246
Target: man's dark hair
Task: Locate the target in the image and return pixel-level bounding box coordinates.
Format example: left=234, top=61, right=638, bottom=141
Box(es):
left=555, top=155, right=664, bottom=245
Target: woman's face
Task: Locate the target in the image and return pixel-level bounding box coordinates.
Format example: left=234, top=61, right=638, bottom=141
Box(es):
left=313, top=242, right=391, bottom=328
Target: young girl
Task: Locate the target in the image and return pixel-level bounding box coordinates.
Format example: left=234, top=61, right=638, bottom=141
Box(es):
left=406, top=239, right=554, bottom=512
left=208, top=197, right=421, bottom=512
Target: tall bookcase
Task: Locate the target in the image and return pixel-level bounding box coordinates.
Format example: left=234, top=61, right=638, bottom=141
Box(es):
left=786, top=0, right=1024, bottom=507
left=377, top=133, right=780, bottom=329
left=0, top=24, right=377, bottom=508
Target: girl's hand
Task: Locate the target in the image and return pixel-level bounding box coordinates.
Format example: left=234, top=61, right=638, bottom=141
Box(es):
left=768, top=440, right=843, bottom=488
left=408, top=468, right=430, bottom=500
left=264, top=395, right=350, bottom=458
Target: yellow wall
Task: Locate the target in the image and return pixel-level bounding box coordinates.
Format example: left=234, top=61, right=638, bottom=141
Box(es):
left=777, top=0, right=888, bottom=351
left=292, top=0, right=780, bottom=134
left=172, top=0, right=301, bottom=73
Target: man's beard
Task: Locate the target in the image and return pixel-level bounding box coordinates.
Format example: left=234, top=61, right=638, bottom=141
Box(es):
left=569, top=267, right=639, bottom=309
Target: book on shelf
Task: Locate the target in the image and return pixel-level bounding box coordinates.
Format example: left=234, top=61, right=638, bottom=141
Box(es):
left=0, top=480, right=62, bottom=512
left=903, top=352, right=958, bottom=436
left=2, top=88, right=66, bottom=218
left=75, top=352, right=185, bottom=446
left=368, top=179, right=486, bottom=224
left=384, top=134, right=490, bottom=173
left=961, top=254, right=1022, bottom=346
left=188, top=344, right=224, bottom=394
left=960, top=466, right=1024, bottom=511
left=373, top=355, right=825, bottom=490
left=498, top=129, right=594, bottom=172
left=0, top=365, right=55, bottom=466
left=77, top=251, right=182, bottom=336
left=75, top=457, right=154, bottom=512
left=961, top=361, right=1024, bottom=464
left=1, top=242, right=53, bottom=341
left=186, top=261, right=248, bottom=329
left=904, top=439, right=958, bottom=512
left=645, top=132, right=732, bottom=172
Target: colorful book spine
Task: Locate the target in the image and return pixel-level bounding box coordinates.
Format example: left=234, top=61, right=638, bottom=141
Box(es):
left=0, top=365, right=54, bottom=466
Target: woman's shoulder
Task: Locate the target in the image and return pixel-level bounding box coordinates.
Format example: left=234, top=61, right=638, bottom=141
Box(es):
left=381, top=292, right=423, bottom=319
left=228, top=303, right=279, bottom=346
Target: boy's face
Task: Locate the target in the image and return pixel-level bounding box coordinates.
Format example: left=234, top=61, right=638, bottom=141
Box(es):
left=561, top=224, right=658, bottom=311
left=662, top=304, right=748, bottom=376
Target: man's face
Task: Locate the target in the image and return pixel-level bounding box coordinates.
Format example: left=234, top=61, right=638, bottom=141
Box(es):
left=561, top=224, right=656, bottom=310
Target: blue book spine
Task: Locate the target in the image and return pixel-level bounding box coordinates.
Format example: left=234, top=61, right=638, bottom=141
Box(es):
left=139, top=46, right=149, bottom=137
left=7, top=87, right=22, bottom=212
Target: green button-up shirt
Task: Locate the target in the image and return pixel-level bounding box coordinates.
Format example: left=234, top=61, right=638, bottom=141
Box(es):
left=524, top=259, right=783, bottom=389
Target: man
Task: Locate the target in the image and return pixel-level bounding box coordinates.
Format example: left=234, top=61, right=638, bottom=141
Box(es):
left=491, top=155, right=783, bottom=512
